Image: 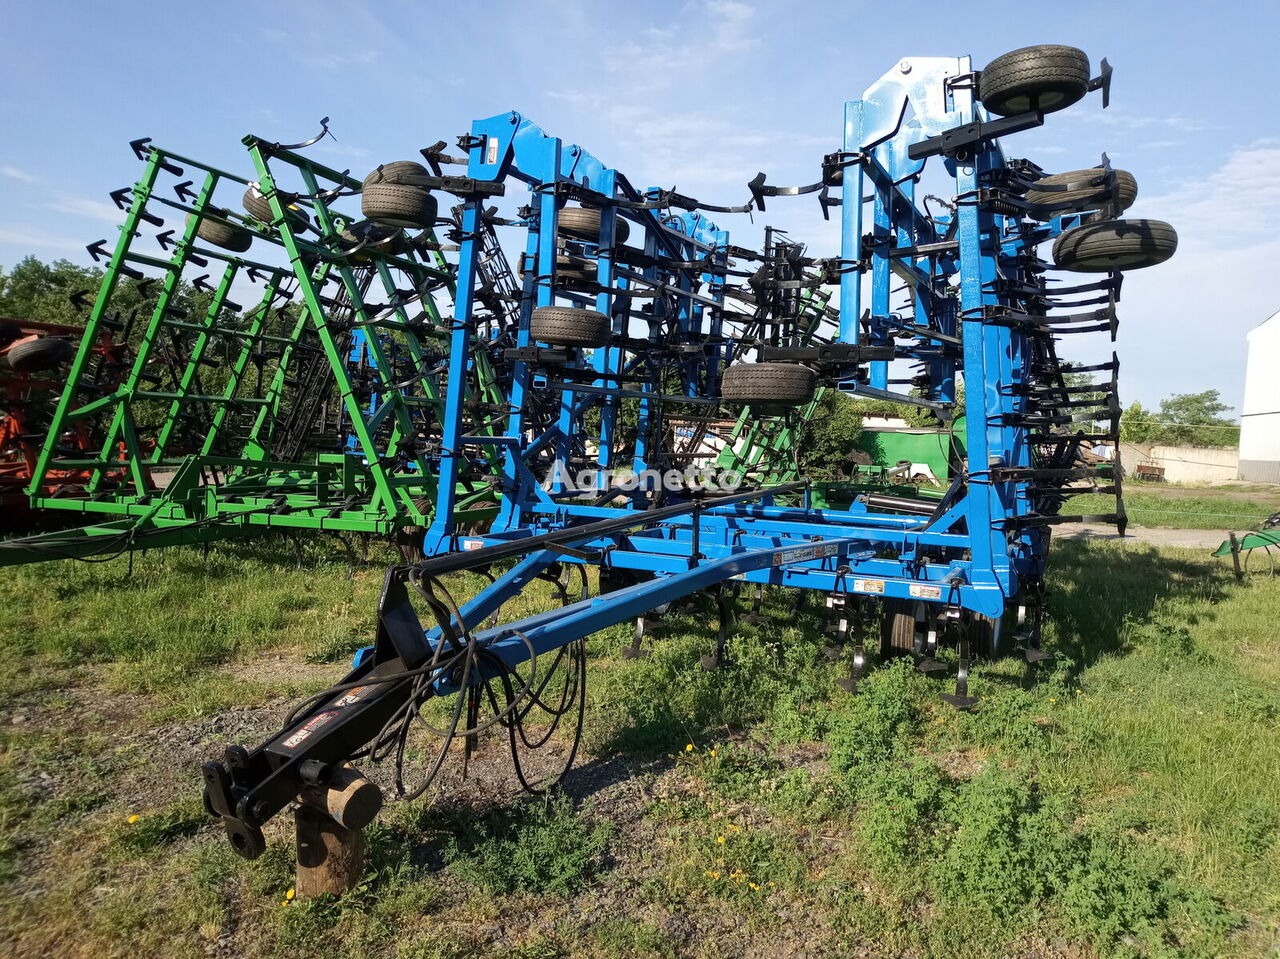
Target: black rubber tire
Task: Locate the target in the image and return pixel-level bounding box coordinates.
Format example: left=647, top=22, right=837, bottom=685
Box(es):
left=7, top=337, right=74, bottom=372
left=189, top=211, right=252, bottom=253
left=339, top=221, right=407, bottom=260
left=969, top=614, right=1005, bottom=660
left=362, top=161, right=429, bottom=188
left=1052, top=218, right=1178, bottom=272
left=1025, top=168, right=1137, bottom=220
left=555, top=254, right=596, bottom=282
left=558, top=207, right=630, bottom=244
left=529, top=306, right=610, bottom=348
left=361, top=183, right=438, bottom=229
left=720, top=362, right=816, bottom=406
left=880, top=599, right=920, bottom=658
left=242, top=187, right=310, bottom=231
left=979, top=45, right=1090, bottom=117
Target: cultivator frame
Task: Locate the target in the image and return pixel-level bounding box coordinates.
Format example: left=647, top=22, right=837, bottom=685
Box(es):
left=1, top=134, right=509, bottom=563
left=195, top=47, right=1176, bottom=861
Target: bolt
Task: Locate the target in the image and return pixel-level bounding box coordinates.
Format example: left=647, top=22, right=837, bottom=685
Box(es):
left=898, top=59, right=912, bottom=74
left=250, top=801, right=270, bottom=822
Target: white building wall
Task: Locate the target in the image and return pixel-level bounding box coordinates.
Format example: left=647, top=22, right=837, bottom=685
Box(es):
left=1123, top=443, right=1239, bottom=484
left=1240, top=310, right=1280, bottom=482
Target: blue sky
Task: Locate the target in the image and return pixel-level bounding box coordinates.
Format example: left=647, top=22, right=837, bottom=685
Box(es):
left=1, top=0, right=1275, bottom=412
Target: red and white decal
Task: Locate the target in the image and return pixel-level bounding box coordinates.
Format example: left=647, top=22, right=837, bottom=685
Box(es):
left=281, top=710, right=341, bottom=750
left=909, top=583, right=943, bottom=600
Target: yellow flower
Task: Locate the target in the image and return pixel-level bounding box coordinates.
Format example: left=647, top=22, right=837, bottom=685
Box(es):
left=126, top=814, right=140, bottom=824
left=749, top=882, right=760, bottom=891
left=1049, top=697, right=1057, bottom=703
left=709, top=749, right=718, bottom=757
left=767, top=881, right=776, bottom=888
left=285, top=888, right=295, bottom=901
left=685, top=744, right=694, bottom=753
left=716, top=835, right=726, bottom=844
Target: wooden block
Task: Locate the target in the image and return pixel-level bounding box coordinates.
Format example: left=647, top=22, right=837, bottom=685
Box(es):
left=295, top=804, right=365, bottom=899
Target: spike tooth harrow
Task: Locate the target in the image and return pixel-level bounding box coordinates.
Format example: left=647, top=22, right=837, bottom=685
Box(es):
left=1, top=136, right=516, bottom=564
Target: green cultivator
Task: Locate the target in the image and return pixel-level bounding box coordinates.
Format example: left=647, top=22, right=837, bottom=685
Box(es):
left=0, top=129, right=510, bottom=565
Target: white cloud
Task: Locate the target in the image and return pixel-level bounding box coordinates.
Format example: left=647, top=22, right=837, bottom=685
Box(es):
left=0, top=224, right=86, bottom=252
left=46, top=193, right=123, bottom=223
left=1132, top=139, right=1280, bottom=248
left=1073, top=108, right=1208, bottom=133
left=1109, top=140, right=1280, bottom=410
left=316, top=142, right=373, bottom=161
left=0, top=165, right=36, bottom=183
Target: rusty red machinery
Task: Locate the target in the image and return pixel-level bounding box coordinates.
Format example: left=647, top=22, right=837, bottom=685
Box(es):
left=0, top=318, right=132, bottom=530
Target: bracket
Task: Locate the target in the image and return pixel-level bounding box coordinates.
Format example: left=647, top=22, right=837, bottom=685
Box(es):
left=907, top=110, right=1044, bottom=161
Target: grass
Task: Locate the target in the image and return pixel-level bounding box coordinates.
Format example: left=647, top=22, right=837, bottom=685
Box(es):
left=1073, top=481, right=1280, bottom=530
left=0, top=534, right=1277, bottom=956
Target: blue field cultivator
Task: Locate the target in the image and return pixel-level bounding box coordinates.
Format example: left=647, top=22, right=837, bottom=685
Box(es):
left=197, top=45, right=1178, bottom=870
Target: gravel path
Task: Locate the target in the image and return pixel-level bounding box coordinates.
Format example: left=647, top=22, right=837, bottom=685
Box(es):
left=1059, top=523, right=1229, bottom=550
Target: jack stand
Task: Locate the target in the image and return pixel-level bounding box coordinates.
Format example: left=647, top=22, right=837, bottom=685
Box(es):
left=699, top=584, right=733, bottom=670
left=293, top=765, right=382, bottom=899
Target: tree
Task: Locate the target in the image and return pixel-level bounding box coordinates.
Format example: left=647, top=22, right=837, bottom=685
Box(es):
left=1154, top=390, right=1239, bottom=448
left=0, top=256, right=106, bottom=326
left=1119, top=401, right=1157, bottom=443
left=797, top=389, right=865, bottom=479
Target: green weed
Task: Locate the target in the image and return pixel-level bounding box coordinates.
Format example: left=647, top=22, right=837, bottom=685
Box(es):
left=444, top=794, right=612, bottom=895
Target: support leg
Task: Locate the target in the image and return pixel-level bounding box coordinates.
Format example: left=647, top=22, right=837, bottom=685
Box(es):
left=295, top=805, right=365, bottom=899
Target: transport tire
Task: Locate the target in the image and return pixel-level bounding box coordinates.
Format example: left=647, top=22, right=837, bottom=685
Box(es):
left=242, top=186, right=310, bottom=230
left=1052, top=218, right=1178, bottom=272
left=1024, top=168, right=1137, bottom=219
left=529, top=306, right=610, bottom=348
left=720, top=362, right=816, bottom=406
left=554, top=254, right=597, bottom=282
left=362, top=161, right=430, bottom=188
left=880, top=599, right=920, bottom=657
left=339, top=221, right=407, bottom=260
left=361, top=183, right=438, bottom=229
left=979, top=44, right=1090, bottom=117
left=189, top=211, right=253, bottom=253
left=557, top=207, right=630, bottom=244
left=7, top=337, right=74, bottom=372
